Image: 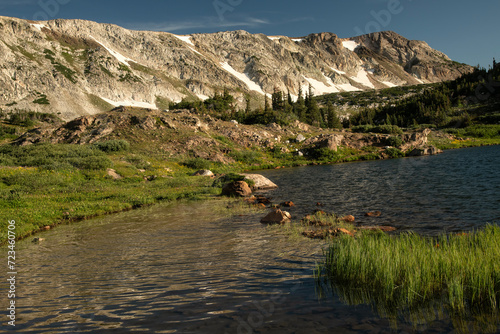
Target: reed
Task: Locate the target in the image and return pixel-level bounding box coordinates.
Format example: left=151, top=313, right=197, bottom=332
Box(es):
left=317, top=225, right=500, bottom=314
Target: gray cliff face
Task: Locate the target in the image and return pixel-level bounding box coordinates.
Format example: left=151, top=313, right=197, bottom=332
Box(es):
left=0, top=16, right=473, bottom=120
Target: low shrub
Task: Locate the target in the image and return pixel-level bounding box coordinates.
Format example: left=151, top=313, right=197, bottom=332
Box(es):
left=183, top=157, right=211, bottom=170
left=309, top=147, right=340, bottom=162
left=125, top=155, right=152, bottom=170
left=386, top=136, right=403, bottom=147
left=352, top=124, right=404, bottom=135
left=385, top=147, right=404, bottom=158
left=94, top=139, right=130, bottom=153
left=211, top=173, right=255, bottom=188
left=230, top=150, right=262, bottom=164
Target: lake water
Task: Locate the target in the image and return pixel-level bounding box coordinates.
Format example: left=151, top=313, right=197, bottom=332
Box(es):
left=2, top=145, right=499, bottom=333
left=259, top=145, right=500, bottom=235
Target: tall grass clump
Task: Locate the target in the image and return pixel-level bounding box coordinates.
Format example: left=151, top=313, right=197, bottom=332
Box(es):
left=318, top=225, right=500, bottom=314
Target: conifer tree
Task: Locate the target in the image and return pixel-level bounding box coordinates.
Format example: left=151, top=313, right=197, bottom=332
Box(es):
left=326, top=101, right=341, bottom=129
left=272, top=87, right=284, bottom=111
left=245, top=96, right=251, bottom=113
left=264, top=94, right=271, bottom=111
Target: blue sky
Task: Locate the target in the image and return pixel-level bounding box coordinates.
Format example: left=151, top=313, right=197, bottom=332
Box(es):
left=0, top=0, right=498, bottom=68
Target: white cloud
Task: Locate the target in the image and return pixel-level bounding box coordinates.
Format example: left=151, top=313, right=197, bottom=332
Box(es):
left=125, top=16, right=269, bottom=33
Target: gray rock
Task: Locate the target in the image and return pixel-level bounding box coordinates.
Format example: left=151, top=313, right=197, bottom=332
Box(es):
left=106, top=168, right=123, bottom=180
left=240, top=174, right=278, bottom=190
left=192, top=169, right=214, bottom=177
left=296, top=134, right=306, bottom=143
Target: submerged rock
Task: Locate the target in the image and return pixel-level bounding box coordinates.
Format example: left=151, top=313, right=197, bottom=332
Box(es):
left=365, top=211, right=382, bottom=217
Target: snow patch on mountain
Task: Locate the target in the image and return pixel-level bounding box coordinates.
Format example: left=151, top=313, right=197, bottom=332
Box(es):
left=173, top=35, right=194, bottom=46
left=173, top=34, right=203, bottom=55
left=303, top=76, right=340, bottom=95
left=101, top=97, right=157, bottom=109
left=196, top=94, right=210, bottom=100
left=342, top=40, right=360, bottom=52
left=220, top=62, right=265, bottom=94
left=30, top=23, right=46, bottom=31
left=331, top=67, right=346, bottom=75
left=89, top=35, right=135, bottom=66
left=382, top=81, right=397, bottom=87
left=337, top=83, right=361, bottom=92
left=350, top=69, right=375, bottom=89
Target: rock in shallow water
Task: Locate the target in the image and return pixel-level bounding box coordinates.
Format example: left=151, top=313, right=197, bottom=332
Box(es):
left=260, top=209, right=291, bottom=224
left=221, top=181, right=252, bottom=197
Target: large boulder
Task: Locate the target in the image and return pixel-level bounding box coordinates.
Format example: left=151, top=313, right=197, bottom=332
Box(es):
left=192, top=169, right=214, bottom=177
left=260, top=209, right=291, bottom=224
left=221, top=181, right=252, bottom=197
left=241, top=174, right=278, bottom=190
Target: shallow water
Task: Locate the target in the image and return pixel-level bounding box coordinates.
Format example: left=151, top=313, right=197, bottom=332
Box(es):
left=2, top=146, right=500, bottom=333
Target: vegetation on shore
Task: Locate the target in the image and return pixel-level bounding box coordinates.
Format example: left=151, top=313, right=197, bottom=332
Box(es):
left=1, top=61, right=499, bottom=246
left=316, top=225, right=500, bottom=333
left=316, top=225, right=500, bottom=331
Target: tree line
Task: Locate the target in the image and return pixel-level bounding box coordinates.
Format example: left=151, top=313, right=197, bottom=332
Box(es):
left=171, top=59, right=499, bottom=130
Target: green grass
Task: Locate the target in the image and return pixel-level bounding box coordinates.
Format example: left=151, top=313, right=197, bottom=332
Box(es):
left=317, top=225, right=500, bottom=315
left=0, top=166, right=219, bottom=244
left=44, top=49, right=78, bottom=84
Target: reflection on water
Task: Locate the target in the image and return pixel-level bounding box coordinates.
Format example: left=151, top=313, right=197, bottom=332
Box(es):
left=1, top=146, right=499, bottom=333
left=259, top=145, right=500, bottom=235
left=316, top=281, right=500, bottom=334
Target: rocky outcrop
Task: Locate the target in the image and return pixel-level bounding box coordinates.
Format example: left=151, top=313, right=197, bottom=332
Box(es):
left=303, top=134, right=345, bottom=152
left=409, top=146, right=443, bottom=156
left=400, top=129, right=431, bottom=151
left=352, top=31, right=472, bottom=83
left=0, top=16, right=472, bottom=120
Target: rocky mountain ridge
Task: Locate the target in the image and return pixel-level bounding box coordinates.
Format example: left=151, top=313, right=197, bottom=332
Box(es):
left=12, top=107, right=438, bottom=164
left=0, top=16, right=473, bottom=120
